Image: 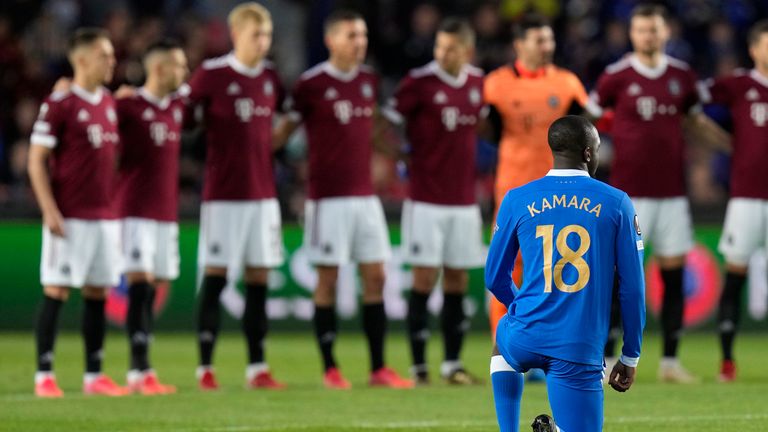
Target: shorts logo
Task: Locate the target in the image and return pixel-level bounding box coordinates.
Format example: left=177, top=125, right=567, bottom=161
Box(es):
left=411, top=244, right=421, bottom=255
left=131, top=248, right=141, bottom=260
left=727, top=234, right=734, bottom=245
left=547, top=95, right=560, bottom=109
left=633, top=214, right=642, bottom=236
left=60, top=264, right=70, bottom=275
left=323, top=243, right=333, bottom=255
left=210, top=243, right=221, bottom=255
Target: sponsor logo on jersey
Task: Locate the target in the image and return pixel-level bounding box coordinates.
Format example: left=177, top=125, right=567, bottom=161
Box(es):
left=227, top=82, right=241, bottom=95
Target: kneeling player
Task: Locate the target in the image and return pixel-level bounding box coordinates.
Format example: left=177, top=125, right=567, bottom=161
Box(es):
left=116, top=40, right=189, bottom=395
left=29, top=29, right=128, bottom=397
left=485, top=116, right=645, bottom=431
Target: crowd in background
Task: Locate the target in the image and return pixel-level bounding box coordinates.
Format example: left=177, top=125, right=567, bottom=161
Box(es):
left=1, top=0, right=767, bottom=220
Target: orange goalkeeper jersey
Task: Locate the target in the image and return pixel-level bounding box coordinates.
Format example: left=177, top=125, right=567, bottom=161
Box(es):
left=484, top=61, right=588, bottom=210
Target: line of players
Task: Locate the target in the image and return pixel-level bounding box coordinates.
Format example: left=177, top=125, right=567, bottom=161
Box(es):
left=27, top=1, right=768, bottom=398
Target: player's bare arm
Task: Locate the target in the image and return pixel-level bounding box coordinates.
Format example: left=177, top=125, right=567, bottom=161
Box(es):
left=683, top=111, right=732, bottom=153
left=27, top=145, right=65, bottom=237
left=371, top=109, right=400, bottom=159
left=272, top=116, right=299, bottom=151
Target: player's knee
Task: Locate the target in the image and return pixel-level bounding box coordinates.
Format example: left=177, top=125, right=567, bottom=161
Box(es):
left=43, top=285, right=70, bottom=301
left=81, top=286, right=108, bottom=300
left=125, top=271, right=153, bottom=285
left=724, top=261, right=748, bottom=275
left=442, top=268, right=468, bottom=294
left=205, top=266, right=227, bottom=277
left=657, top=255, right=686, bottom=270
left=412, top=267, right=439, bottom=293
left=244, top=267, right=269, bottom=285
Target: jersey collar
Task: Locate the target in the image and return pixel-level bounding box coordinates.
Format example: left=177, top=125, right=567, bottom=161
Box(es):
left=430, top=61, right=468, bottom=88
left=546, top=169, right=590, bottom=177
left=227, top=53, right=266, bottom=78
left=71, top=84, right=103, bottom=105
left=629, top=54, right=669, bottom=80
left=750, top=69, right=768, bottom=89
left=322, top=61, right=360, bottom=82
left=513, top=60, right=547, bottom=79
left=138, top=87, right=171, bottom=110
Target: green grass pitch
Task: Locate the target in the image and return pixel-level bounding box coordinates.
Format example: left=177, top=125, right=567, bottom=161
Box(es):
left=0, top=331, right=767, bottom=431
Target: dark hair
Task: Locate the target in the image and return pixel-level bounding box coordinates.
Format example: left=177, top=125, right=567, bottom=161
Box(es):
left=512, top=14, right=550, bottom=40
left=68, top=27, right=109, bottom=54
left=548, top=116, right=598, bottom=154
left=324, top=9, right=364, bottom=34
left=143, top=39, right=184, bottom=61
left=630, top=3, right=669, bottom=22
left=438, top=17, right=475, bottom=46
left=748, top=20, right=768, bottom=46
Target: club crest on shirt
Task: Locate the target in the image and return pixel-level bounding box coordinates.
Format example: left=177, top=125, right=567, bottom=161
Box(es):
left=469, top=87, right=481, bottom=105
left=746, top=88, right=760, bottom=101
left=263, top=80, right=274, bottom=96
left=38, top=103, right=49, bottom=120
left=142, top=108, right=155, bottom=121
left=107, top=107, right=117, bottom=124
left=173, top=108, right=183, bottom=124
left=547, top=95, right=560, bottom=109
left=668, top=78, right=681, bottom=96
left=324, top=87, right=339, bottom=100
left=433, top=91, right=448, bottom=104
left=77, top=109, right=90, bottom=122
left=361, top=82, right=373, bottom=99
left=227, top=82, right=241, bottom=95
left=627, top=83, right=642, bottom=96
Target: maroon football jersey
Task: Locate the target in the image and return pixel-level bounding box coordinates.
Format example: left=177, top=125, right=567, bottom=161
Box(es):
left=384, top=61, right=485, bottom=205
left=587, top=55, right=699, bottom=198
left=187, top=54, right=284, bottom=201
left=702, top=69, right=768, bottom=199
left=30, top=85, right=120, bottom=219
left=115, top=88, right=184, bottom=221
left=288, top=62, right=378, bottom=199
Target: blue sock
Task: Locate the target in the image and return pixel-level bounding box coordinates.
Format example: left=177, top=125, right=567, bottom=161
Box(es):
left=491, top=355, right=524, bottom=432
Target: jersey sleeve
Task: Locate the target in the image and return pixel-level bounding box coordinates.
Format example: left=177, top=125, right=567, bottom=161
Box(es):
left=273, top=72, right=287, bottom=115
left=483, top=71, right=499, bottom=108
left=30, top=94, right=67, bottom=148
left=183, top=67, right=209, bottom=128
left=585, top=71, right=617, bottom=118
left=484, top=192, right=520, bottom=308
left=285, top=78, right=309, bottom=123
left=699, top=76, right=734, bottom=106
left=683, top=69, right=701, bottom=114
left=614, top=194, right=647, bottom=367
left=568, top=72, right=590, bottom=109
left=382, top=75, right=419, bottom=125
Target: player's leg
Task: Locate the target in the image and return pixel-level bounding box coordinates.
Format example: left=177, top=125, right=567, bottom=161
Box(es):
left=441, top=204, right=484, bottom=384
left=716, top=198, right=762, bottom=381
left=408, top=266, right=438, bottom=384
left=314, top=265, right=347, bottom=387
left=401, top=200, right=442, bottom=384
left=545, top=358, right=603, bottom=432
left=81, top=220, right=129, bottom=396
left=653, top=198, right=697, bottom=383
left=242, top=199, right=285, bottom=389
left=354, top=197, right=411, bottom=388
left=491, top=316, right=529, bottom=432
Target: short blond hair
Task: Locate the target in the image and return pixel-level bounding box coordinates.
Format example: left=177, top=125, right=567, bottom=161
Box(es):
left=228, top=2, right=272, bottom=31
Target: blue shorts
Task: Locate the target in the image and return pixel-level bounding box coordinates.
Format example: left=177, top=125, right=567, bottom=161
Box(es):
left=496, top=314, right=605, bottom=431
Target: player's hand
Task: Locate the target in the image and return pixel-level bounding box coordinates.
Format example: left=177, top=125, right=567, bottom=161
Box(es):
left=115, top=85, right=137, bottom=99
left=44, top=208, right=66, bottom=237
left=52, top=77, right=72, bottom=93
left=608, top=360, right=636, bottom=393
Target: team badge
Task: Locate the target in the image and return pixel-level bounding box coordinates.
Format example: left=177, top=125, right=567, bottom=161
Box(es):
left=547, top=95, right=560, bottom=109
left=227, top=82, right=241, bottom=95
left=469, top=87, right=481, bottom=105
left=77, top=109, right=90, bottom=122
left=38, top=103, right=49, bottom=120
left=361, top=82, right=373, bottom=99
left=142, top=108, right=155, bottom=121
left=173, top=108, right=183, bottom=124
left=628, top=83, right=642, bottom=96
left=746, top=88, right=760, bottom=101
left=433, top=91, right=448, bottom=104
left=668, top=78, right=681, bottom=96
left=324, top=87, right=339, bottom=100
left=263, top=80, right=274, bottom=96
left=107, top=108, right=117, bottom=124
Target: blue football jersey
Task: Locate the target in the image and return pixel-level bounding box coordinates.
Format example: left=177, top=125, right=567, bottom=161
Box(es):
left=486, top=169, right=646, bottom=366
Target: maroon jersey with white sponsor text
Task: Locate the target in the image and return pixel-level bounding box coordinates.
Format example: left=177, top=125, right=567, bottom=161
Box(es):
left=703, top=69, right=768, bottom=199
left=187, top=54, right=284, bottom=201
left=588, top=55, right=699, bottom=197
left=30, top=86, right=119, bottom=219
left=116, top=89, right=185, bottom=221
left=385, top=61, right=485, bottom=205
left=288, top=62, right=377, bottom=199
